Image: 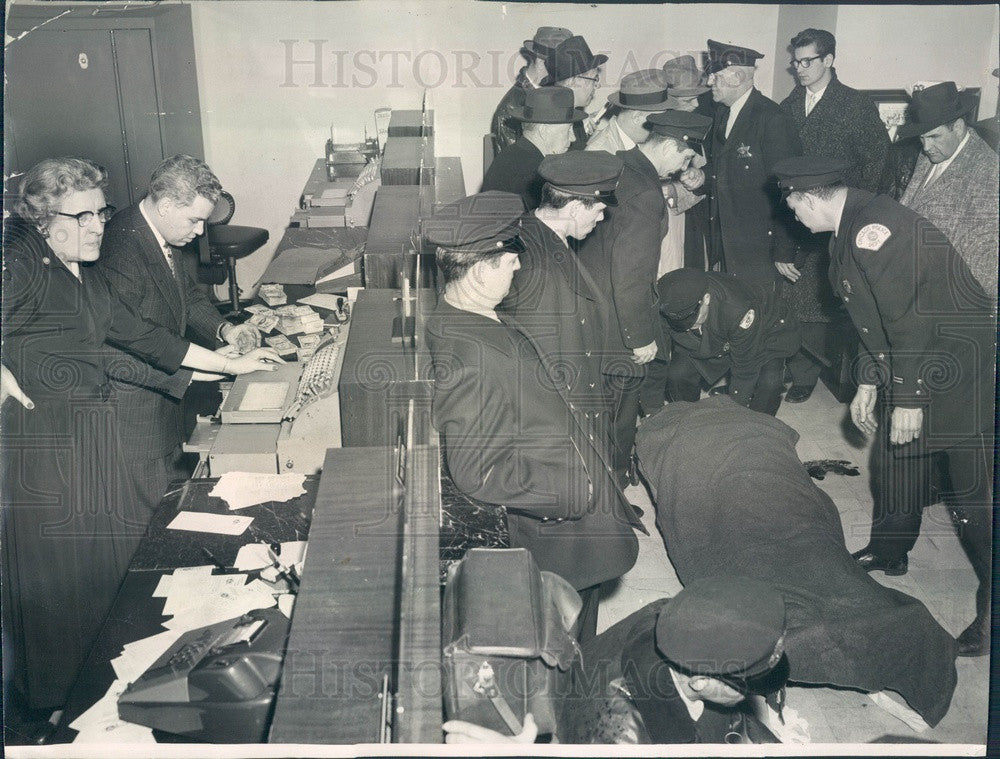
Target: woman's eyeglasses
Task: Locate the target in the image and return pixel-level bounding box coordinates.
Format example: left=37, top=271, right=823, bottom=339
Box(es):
left=54, top=206, right=117, bottom=227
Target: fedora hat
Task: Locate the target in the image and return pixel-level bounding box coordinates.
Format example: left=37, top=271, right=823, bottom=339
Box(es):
left=662, top=55, right=710, bottom=97
left=607, top=69, right=672, bottom=111
left=521, top=26, right=573, bottom=60
left=896, top=82, right=978, bottom=140
left=542, top=35, right=608, bottom=85
left=509, top=85, right=587, bottom=124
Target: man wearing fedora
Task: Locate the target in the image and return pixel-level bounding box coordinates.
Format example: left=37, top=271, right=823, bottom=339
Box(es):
left=481, top=86, right=585, bottom=209
left=577, top=110, right=707, bottom=482
left=542, top=35, right=608, bottom=150
left=586, top=69, right=670, bottom=154
left=777, top=28, right=890, bottom=404
left=499, top=151, right=624, bottom=428
left=703, top=39, right=801, bottom=291
left=775, top=155, right=996, bottom=657
left=491, top=26, right=574, bottom=155
left=898, top=81, right=999, bottom=295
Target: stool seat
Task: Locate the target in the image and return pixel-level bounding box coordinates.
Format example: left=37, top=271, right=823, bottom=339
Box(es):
left=207, top=224, right=269, bottom=260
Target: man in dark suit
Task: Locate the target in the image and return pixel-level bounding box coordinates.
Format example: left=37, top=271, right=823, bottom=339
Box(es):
left=97, top=155, right=259, bottom=518
left=654, top=269, right=800, bottom=415
left=481, top=86, right=584, bottom=209
left=499, top=151, right=624, bottom=424
left=577, top=110, right=709, bottom=482
left=777, top=156, right=996, bottom=657
left=490, top=26, right=573, bottom=154
left=425, top=192, right=640, bottom=642
left=703, top=40, right=802, bottom=290
left=778, top=28, right=889, bottom=403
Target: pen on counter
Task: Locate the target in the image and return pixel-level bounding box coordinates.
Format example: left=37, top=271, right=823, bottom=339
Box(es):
left=267, top=546, right=301, bottom=589
left=201, top=546, right=227, bottom=571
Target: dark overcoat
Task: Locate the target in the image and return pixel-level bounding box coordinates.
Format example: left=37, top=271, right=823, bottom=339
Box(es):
left=499, top=213, right=609, bottom=414
left=426, top=300, right=639, bottom=590
left=1, top=218, right=188, bottom=708
left=480, top=137, right=545, bottom=209
left=829, top=190, right=996, bottom=452
left=707, top=89, right=801, bottom=289
left=576, top=147, right=668, bottom=378
left=490, top=68, right=534, bottom=154
left=779, top=73, right=890, bottom=322
left=663, top=272, right=800, bottom=406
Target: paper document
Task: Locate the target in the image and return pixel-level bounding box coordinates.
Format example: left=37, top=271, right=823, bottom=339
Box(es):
left=234, top=540, right=308, bottom=571
left=166, top=511, right=253, bottom=535
left=210, top=471, right=307, bottom=511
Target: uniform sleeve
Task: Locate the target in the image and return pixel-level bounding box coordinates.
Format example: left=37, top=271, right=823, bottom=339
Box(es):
left=435, top=365, right=592, bottom=521
left=723, top=298, right=770, bottom=407
left=610, top=186, right=664, bottom=348
left=849, top=222, right=933, bottom=406
left=763, top=110, right=803, bottom=264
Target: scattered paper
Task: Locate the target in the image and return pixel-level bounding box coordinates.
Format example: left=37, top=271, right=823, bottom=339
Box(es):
left=278, top=594, right=296, bottom=618
left=210, top=471, right=307, bottom=511
left=71, top=680, right=156, bottom=743
left=234, top=540, right=307, bottom=571
left=166, top=511, right=253, bottom=535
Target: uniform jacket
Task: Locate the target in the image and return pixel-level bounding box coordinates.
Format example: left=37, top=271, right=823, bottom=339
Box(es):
left=707, top=89, right=802, bottom=289
left=577, top=147, right=668, bottom=376
left=829, top=190, right=996, bottom=450
left=499, top=214, right=609, bottom=413
left=426, top=300, right=639, bottom=590
left=480, top=137, right=545, bottom=210
left=490, top=68, right=535, bottom=154
left=96, top=203, right=224, bottom=458
left=899, top=129, right=1000, bottom=295
left=779, top=73, right=890, bottom=323
left=665, top=273, right=800, bottom=407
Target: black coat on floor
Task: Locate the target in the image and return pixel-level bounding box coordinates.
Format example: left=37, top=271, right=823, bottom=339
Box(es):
left=636, top=397, right=958, bottom=727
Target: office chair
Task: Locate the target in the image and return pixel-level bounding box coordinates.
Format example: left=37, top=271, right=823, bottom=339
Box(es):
left=201, top=190, right=269, bottom=316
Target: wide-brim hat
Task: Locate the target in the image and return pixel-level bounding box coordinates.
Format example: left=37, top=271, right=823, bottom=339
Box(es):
left=662, top=54, right=710, bottom=97
left=706, top=39, right=764, bottom=75
left=521, top=26, right=573, bottom=60
left=896, top=81, right=979, bottom=140
left=655, top=576, right=786, bottom=682
left=607, top=68, right=672, bottom=111
left=541, top=35, right=608, bottom=86
left=509, top=85, right=587, bottom=123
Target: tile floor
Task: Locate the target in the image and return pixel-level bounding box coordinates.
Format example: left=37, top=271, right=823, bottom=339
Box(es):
left=599, top=383, right=989, bottom=748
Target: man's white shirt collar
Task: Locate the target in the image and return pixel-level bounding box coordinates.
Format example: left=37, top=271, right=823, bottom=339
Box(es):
left=726, top=88, right=753, bottom=138
left=139, top=198, right=170, bottom=252
left=615, top=117, right=637, bottom=151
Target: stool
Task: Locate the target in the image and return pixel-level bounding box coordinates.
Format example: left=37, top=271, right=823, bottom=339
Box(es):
left=203, top=190, right=268, bottom=316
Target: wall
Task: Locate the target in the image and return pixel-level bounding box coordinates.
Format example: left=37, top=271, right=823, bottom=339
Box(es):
left=188, top=0, right=780, bottom=288
left=771, top=4, right=838, bottom=103
left=834, top=4, right=999, bottom=117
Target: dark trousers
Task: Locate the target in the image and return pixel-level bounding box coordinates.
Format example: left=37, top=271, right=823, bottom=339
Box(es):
left=574, top=584, right=601, bottom=645
left=787, top=322, right=828, bottom=388
left=661, top=352, right=786, bottom=416
left=606, top=374, right=642, bottom=476
left=869, top=426, right=994, bottom=620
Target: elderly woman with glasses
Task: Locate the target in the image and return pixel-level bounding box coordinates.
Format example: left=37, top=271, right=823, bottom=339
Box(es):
left=0, top=157, right=281, bottom=720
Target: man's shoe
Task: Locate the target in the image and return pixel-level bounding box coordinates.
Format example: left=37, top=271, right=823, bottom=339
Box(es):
left=851, top=548, right=908, bottom=576
left=784, top=384, right=815, bottom=403
left=956, top=617, right=990, bottom=657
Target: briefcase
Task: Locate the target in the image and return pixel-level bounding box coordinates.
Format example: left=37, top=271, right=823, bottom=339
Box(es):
left=442, top=548, right=581, bottom=737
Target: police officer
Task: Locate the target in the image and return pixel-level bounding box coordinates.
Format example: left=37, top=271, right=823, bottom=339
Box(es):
left=775, top=156, right=996, bottom=657
left=499, top=151, right=624, bottom=421
left=653, top=269, right=800, bottom=415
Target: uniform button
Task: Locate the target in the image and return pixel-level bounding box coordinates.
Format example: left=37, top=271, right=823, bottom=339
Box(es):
left=779, top=319, right=784, bottom=324
left=541, top=517, right=550, bottom=522
left=843, top=296, right=850, bottom=303
left=861, top=327, right=869, bottom=333
left=877, top=353, right=885, bottom=360
left=917, top=378, right=924, bottom=384
left=42, top=256, right=51, bottom=265
left=916, top=390, right=923, bottom=396
left=767, top=231, right=772, bottom=236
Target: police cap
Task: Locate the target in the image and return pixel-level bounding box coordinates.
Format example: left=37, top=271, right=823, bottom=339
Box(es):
left=656, top=576, right=786, bottom=682
left=538, top=151, right=624, bottom=205
left=706, top=39, right=764, bottom=74
left=646, top=110, right=713, bottom=143
left=773, top=156, right=851, bottom=195
left=423, top=191, right=525, bottom=253
left=656, top=268, right=709, bottom=331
